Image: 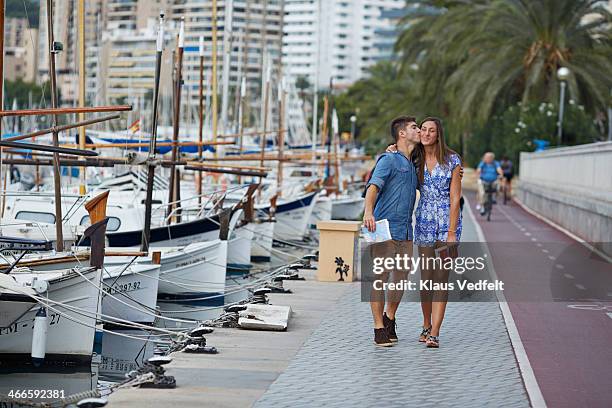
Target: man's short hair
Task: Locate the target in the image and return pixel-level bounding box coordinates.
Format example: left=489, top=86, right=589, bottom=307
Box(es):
left=390, top=116, right=416, bottom=141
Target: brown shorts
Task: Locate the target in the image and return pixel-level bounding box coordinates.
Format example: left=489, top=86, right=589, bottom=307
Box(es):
left=370, top=239, right=414, bottom=274
left=369, top=240, right=413, bottom=302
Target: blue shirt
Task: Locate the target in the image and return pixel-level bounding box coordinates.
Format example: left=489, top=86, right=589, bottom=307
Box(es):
left=366, top=152, right=417, bottom=241
left=478, top=160, right=501, bottom=182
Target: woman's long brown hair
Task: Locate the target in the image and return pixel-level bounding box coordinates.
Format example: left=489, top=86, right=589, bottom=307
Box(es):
left=415, top=116, right=458, bottom=185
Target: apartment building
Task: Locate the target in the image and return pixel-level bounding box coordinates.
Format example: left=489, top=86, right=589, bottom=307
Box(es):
left=4, top=17, right=38, bottom=82
left=283, top=0, right=405, bottom=89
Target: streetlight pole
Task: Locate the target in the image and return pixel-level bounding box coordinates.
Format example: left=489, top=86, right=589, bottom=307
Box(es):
left=556, top=67, right=570, bottom=146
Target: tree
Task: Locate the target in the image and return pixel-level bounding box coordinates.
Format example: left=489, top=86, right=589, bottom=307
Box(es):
left=6, top=0, right=39, bottom=27
left=4, top=79, right=54, bottom=108
left=332, top=61, right=423, bottom=153
left=397, top=0, right=612, bottom=127
left=466, top=100, right=600, bottom=167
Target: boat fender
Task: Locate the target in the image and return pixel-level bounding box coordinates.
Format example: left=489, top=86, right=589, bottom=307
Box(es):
left=31, top=307, right=48, bottom=367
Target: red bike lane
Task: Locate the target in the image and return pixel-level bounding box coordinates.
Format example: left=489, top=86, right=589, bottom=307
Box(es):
left=466, top=192, right=612, bottom=408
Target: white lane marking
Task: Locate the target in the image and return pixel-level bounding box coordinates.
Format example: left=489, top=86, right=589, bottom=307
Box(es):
left=531, top=237, right=537, bottom=242
left=564, top=273, right=574, bottom=279
left=548, top=255, right=555, bottom=260
left=555, top=264, right=564, bottom=269
left=524, top=232, right=531, bottom=236
left=536, top=243, right=543, bottom=247
left=575, top=284, right=586, bottom=290
left=464, top=196, right=546, bottom=408
left=514, top=197, right=612, bottom=264
left=542, top=249, right=549, bottom=254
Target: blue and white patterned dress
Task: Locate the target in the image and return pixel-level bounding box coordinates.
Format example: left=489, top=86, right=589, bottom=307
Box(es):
left=414, top=153, right=462, bottom=247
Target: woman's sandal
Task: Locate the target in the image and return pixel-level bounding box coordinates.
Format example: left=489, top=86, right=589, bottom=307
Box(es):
left=419, top=326, right=432, bottom=342
left=426, top=335, right=439, bottom=348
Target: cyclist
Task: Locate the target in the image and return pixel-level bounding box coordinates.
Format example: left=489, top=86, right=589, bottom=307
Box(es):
left=476, top=152, right=503, bottom=215
left=500, top=155, right=514, bottom=200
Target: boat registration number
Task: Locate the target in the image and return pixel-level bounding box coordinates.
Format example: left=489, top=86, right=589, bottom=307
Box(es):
left=104, top=281, right=142, bottom=295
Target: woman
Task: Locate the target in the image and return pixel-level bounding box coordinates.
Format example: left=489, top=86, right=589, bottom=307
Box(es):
left=387, top=117, right=462, bottom=348
left=414, top=117, right=462, bottom=348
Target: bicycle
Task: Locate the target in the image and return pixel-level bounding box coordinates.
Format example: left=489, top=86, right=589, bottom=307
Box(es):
left=501, top=176, right=512, bottom=205
left=482, top=180, right=498, bottom=221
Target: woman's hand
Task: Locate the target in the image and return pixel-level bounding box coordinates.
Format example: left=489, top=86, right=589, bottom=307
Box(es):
left=385, top=143, right=398, bottom=153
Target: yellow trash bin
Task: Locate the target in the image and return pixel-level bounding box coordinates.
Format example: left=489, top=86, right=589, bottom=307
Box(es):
left=316, top=221, right=361, bottom=282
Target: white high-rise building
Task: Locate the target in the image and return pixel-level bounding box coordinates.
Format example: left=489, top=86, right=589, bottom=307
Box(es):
left=283, top=0, right=405, bottom=89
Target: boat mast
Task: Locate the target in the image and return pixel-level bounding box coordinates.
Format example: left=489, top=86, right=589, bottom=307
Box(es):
left=212, top=0, right=218, bottom=157
left=220, top=0, right=233, bottom=134
left=197, top=35, right=204, bottom=205
left=46, top=0, right=66, bottom=251
left=237, top=76, right=246, bottom=184
left=0, top=0, right=5, bottom=214
left=141, top=12, right=165, bottom=252
left=167, top=18, right=185, bottom=223
left=277, top=77, right=285, bottom=197
left=258, top=61, right=270, bottom=186
left=311, top=0, right=320, bottom=175
left=78, top=0, right=86, bottom=195
left=332, top=108, right=340, bottom=191
left=325, top=77, right=333, bottom=182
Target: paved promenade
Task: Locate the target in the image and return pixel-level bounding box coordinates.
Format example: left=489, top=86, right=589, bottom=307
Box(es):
left=254, top=202, right=530, bottom=407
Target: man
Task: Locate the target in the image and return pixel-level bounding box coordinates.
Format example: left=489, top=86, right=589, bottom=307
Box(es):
left=476, top=152, right=503, bottom=215
left=363, top=116, right=420, bottom=347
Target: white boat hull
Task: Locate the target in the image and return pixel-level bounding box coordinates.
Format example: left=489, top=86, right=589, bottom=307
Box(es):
left=102, top=264, right=161, bottom=324
left=228, top=224, right=254, bottom=272
left=100, top=329, right=156, bottom=380
left=250, top=221, right=275, bottom=262
left=310, top=195, right=333, bottom=229
left=106, top=240, right=227, bottom=305
left=1, top=268, right=103, bottom=366
left=273, top=192, right=318, bottom=241
left=331, top=196, right=364, bottom=220
left=0, top=275, right=37, bottom=327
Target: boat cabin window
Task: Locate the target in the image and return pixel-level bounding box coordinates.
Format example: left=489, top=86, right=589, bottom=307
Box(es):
left=80, top=215, right=122, bottom=232
left=15, top=211, right=56, bottom=224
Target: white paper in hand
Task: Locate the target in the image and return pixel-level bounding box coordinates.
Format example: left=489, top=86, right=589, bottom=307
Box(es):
left=361, top=219, right=392, bottom=243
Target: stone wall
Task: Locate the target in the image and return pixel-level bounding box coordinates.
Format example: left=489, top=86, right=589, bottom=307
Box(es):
left=516, top=141, right=612, bottom=257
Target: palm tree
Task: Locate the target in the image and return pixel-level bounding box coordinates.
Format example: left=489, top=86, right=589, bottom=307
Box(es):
left=397, top=0, right=612, bottom=126
left=334, top=61, right=421, bottom=152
